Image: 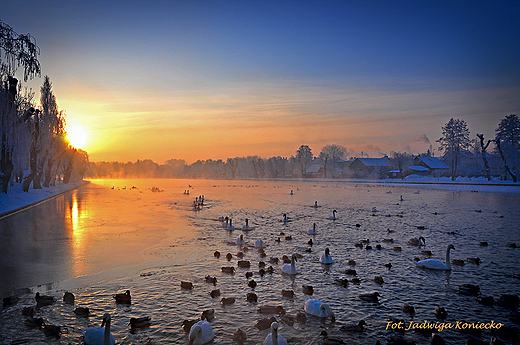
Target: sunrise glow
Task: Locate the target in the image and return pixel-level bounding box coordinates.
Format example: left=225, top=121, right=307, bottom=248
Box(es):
left=66, top=125, right=87, bottom=149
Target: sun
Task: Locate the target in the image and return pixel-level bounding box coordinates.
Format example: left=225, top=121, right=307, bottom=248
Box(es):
left=66, top=125, right=88, bottom=149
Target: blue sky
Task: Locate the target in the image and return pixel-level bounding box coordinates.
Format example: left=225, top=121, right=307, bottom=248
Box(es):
left=3, top=1, right=520, bottom=162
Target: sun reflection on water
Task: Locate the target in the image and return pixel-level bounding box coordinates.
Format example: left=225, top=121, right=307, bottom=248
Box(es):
left=68, top=191, right=88, bottom=277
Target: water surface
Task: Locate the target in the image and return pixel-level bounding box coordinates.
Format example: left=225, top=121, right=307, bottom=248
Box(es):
left=1, top=179, right=519, bottom=344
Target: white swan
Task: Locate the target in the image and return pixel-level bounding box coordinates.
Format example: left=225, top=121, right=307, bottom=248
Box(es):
left=415, top=244, right=455, bottom=270
left=242, top=218, right=251, bottom=230
left=304, top=299, right=335, bottom=320
left=255, top=239, right=266, bottom=248
left=236, top=235, right=245, bottom=245
left=308, top=223, right=317, bottom=235
left=319, top=247, right=333, bottom=264
left=263, top=322, right=288, bottom=345
left=282, top=254, right=297, bottom=275
left=222, top=217, right=229, bottom=228
left=83, top=313, right=115, bottom=345
left=408, top=236, right=426, bottom=246
left=227, top=219, right=235, bottom=230
left=188, top=320, right=214, bottom=345
left=313, top=201, right=319, bottom=208
left=328, top=210, right=337, bottom=220
left=282, top=213, right=289, bottom=223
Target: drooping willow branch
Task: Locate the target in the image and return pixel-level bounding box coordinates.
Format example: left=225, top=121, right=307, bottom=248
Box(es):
left=0, top=20, right=41, bottom=81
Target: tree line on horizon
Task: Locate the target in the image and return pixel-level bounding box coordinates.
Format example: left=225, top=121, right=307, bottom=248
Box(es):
left=1, top=20, right=88, bottom=194
left=85, top=113, right=519, bottom=182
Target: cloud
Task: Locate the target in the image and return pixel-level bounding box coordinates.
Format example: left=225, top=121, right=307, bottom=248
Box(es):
left=413, top=134, right=430, bottom=144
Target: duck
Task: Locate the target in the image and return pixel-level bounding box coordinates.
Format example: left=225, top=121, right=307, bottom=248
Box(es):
left=359, top=292, right=380, bottom=303
left=258, top=305, right=286, bottom=315
left=35, top=292, right=55, bottom=307
left=247, top=292, right=258, bottom=303
left=222, top=266, right=235, bottom=274
left=205, top=275, right=217, bottom=285
left=236, top=235, right=245, bottom=245
left=431, top=333, right=445, bottom=345
left=248, top=279, right=257, bottom=289
left=63, top=291, right=75, bottom=304
left=295, top=311, right=307, bottom=324
left=255, top=239, right=266, bottom=248
left=402, top=304, right=416, bottom=315
left=233, top=327, right=247, bottom=344
left=182, top=319, right=198, bottom=333
left=281, top=290, right=295, bottom=298
left=281, top=254, right=298, bottom=275
left=452, top=259, right=465, bottom=266
left=415, top=244, right=455, bottom=270
left=334, top=278, right=349, bottom=288
left=340, top=320, right=367, bottom=332
left=263, top=322, right=288, bottom=345
left=221, top=297, right=235, bottom=305
left=43, top=324, right=61, bottom=338
left=408, top=237, right=426, bottom=246
left=308, top=223, right=317, bottom=235
left=84, top=313, right=115, bottom=345
left=129, top=316, right=151, bottom=329
left=374, top=276, right=384, bottom=285
left=320, top=330, right=346, bottom=344
left=302, top=285, right=314, bottom=295
left=304, top=299, right=335, bottom=321
left=188, top=320, right=214, bottom=345
left=24, top=316, right=44, bottom=328
left=238, top=260, right=251, bottom=268
left=201, top=309, right=215, bottom=321
left=210, top=289, right=220, bottom=298
left=181, top=281, right=194, bottom=290
left=435, top=306, right=448, bottom=319
left=320, top=247, right=333, bottom=264
left=113, top=290, right=131, bottom=304
left=255, top=316, right=277, bottom=330
left=226, top=253, right=233, bottom=261
left=214, top=251, right=221, bottom=258
left=74, top=307, right=91, bottom=317
left=329, top=210, right=337, bottom=220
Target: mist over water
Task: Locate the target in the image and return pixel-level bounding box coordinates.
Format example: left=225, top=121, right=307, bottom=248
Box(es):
left=1, top=179, right=519, bottom=344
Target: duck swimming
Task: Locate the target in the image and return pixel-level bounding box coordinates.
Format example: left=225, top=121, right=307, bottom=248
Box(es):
left=408, top=237, right=426, bottom=246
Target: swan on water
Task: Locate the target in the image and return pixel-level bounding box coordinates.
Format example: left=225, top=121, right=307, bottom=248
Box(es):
left=319, top=247, right=333, bottom=264
left=242, top=218, right=251, bottom=230
left=227, top=219, right=235, bottom=230
left=282, top=254, right=298, bottom=275
left=415, top=244, right=455, bottom=270
left=188, top=319, right=214, bottom=345
left=304, top=299, right=335, bottom=321
left=308, top=223, right=317, bottom=235
left=263, top=322, right=288, bottom=345
left=313, top=201, right=319, bottom=208
left=255, top=239, right=266, bottom=248
left=328, top=210, right=337, bottom=220
left=236, top=235, right=245, bottom=245
left=282, top=213, right=289, bottom=223
left=83, top=313, right=115, bottom=345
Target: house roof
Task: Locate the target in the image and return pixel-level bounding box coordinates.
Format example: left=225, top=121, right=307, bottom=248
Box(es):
left=306, top=164, right=324, bottom=173
left=354, top=157, right=389, bottom=167
left=415, top=156, right=448, bottom=169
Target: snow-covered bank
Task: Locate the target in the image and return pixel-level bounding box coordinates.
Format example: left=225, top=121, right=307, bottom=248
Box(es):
left=0, top=180, right=89, bottom=218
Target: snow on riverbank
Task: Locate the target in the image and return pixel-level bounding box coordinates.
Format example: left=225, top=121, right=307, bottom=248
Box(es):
left=0, top=180, right=89, bottom=217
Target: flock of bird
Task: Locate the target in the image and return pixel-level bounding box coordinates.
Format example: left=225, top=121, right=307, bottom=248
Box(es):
left=4, top=185, right=519, bottom=345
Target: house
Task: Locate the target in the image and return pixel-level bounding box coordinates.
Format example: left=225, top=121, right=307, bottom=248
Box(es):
left=414, top=156, right=448, bottom=176
left=305, top=164, right=324, bottom=178
left=348, top=157, right=390, bottom=178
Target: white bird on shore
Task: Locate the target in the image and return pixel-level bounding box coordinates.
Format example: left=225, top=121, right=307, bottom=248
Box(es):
left=415, top=244, right=455, bottom=270
left=83, top=313, right=115, bottom=345
left=263, top=322, right=288, bottom=345
left=308, top=223, right=317, bottom=235
left=188, top=320, right=214, bottom=345
left=304, top=299, right=335, bottom=321
left=282, top=254, right=298, bottom=275
left=320, top=247, right=333, bottom=264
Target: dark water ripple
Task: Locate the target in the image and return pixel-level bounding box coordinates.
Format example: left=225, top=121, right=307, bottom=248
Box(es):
left=1, top=180, right=520, bottom=344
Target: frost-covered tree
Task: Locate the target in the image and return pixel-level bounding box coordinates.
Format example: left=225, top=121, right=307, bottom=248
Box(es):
left=495, top=114, right=519, bottom=180
left=390, top=151, right=413, bottom=179
left=437, top=118, right=471, bottom=180
left=296, top=145, right=313, bottom=177
left=319, top=144, right=347, bottom=178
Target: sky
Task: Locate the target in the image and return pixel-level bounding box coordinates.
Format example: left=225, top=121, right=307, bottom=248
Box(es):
left=3, top=1, right=520, bottom=164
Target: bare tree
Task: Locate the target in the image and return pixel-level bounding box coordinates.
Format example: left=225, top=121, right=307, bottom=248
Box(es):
left=319, top=144, right=346, bottom=178
left=437, top=118, right=471, bottom=180
left=476, top=134, right=493, bottom=181
left=495, top=114, right=520, bottom=179
left=295, top=145, right=313, bottom=177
